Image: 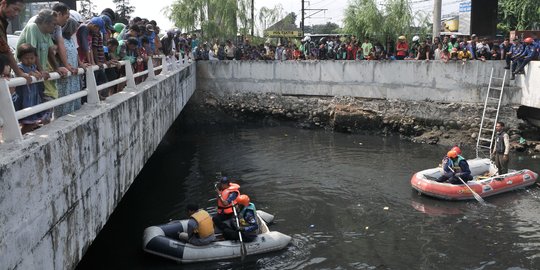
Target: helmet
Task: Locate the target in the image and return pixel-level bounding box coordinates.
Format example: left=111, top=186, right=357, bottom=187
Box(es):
left=114, top=23, right=125, bottom=34
left=447, top=150, right=458, bottom=159
left=398, top=35, right=406, bottom=40
left=451, top=146, right=462, bottom=155
left=69, top=10, right=83, bottom=23
left=236, top=194, right=250, bottom=206
left=450, top=34, right=457, bottom=39
left=412, top=36, right=420, bottom=42
left=524, top=37, right=534, bottom=44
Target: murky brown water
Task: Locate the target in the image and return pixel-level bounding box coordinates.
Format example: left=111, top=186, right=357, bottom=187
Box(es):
left=76, top=122, right=540, bottom=270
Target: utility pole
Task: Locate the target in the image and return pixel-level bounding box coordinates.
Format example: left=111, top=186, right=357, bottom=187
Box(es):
left=301, top=0, right=305, bottom=34
left=251, top=0, right=254, bottom=36
left=432, top=0, right=442, bottom=42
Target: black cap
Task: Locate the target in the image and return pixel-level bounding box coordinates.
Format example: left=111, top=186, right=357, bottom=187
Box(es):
left=220, top=177, right=230, bottom=184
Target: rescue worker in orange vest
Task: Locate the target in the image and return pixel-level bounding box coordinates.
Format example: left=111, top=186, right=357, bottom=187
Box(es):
left=436, top=150, right=473, bottom=184
left=213, top=177, right=241, bottom=232
left=178, top=203, right=216, bottom=245
left=221, top=194, right=260, bottom=242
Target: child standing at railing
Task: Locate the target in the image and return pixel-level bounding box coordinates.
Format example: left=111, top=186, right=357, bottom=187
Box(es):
left=15, top=44, right=46, bottom=134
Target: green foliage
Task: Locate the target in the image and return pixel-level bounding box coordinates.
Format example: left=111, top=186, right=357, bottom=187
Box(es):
left=498, top=0, right=540, bottom=34
left=113, top=0, right=135, bottom=21
left=304, top=22, right=341, bottom=34
left=166, top=0, right=284, bottom=41
left=343, top=0, right=383, bottom=38
left=258, top=5, right=284, bottom=33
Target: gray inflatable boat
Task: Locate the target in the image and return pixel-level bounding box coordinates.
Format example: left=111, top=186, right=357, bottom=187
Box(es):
left=142, top=210, right=291, bottom=263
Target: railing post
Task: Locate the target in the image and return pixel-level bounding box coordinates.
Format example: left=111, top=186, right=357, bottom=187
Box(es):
left=0, top=79, right=23, bottom=142
left=161, top=55, right=168, bottom=74
left=124, top=63, right=136, bottom=90
left=147, top=58, right=156, bottom=80
left=86, top=67, right=100, bottom=104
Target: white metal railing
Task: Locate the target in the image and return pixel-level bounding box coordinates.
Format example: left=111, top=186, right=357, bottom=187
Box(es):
left=0, top=55, right=188, bottom=143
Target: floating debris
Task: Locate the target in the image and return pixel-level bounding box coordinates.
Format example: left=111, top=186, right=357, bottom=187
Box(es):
left=383, top=206, right=389, bottom=210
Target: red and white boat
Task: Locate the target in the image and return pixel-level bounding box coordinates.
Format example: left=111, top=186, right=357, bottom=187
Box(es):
left=411, top=158, right=538, bottom=200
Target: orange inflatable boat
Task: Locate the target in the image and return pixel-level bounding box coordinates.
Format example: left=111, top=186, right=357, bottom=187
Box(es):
left=411, top=158, right=538, bottom=200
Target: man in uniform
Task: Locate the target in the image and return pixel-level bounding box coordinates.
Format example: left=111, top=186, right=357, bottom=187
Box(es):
left=492, top=122, right=510, bottom=175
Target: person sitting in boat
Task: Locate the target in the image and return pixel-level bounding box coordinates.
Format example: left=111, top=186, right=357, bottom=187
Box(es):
left=178, top=203, right=216, bottom=246
left=222, top=194, right=259, bottom=242
left=213, top=177, right=241, bottom=233
left=436, top=150, right=473, bottom=184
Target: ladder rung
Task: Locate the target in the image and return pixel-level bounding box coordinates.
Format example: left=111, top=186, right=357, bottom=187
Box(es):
left=490, top=87, right=503, bottom=91
left=487, top=97, right=500, bottom=101
left=491, top=77, right=505, bottom=80
left=477, top=145, right=491, bottom=149
left=484, top=118, right=497, bottom=122
left=478, top=138, right=492, bottom=142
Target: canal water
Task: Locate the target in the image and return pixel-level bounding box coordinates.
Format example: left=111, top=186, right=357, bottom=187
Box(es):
left=76, top=121, right=540, bottom=270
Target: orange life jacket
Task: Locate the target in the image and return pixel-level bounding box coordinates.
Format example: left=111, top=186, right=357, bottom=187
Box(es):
left=217, top=183, right=240, bottom=214
left=191, top=209, right=214, bottom=238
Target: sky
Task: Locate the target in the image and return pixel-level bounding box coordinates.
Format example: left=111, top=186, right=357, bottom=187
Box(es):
left=90, top=0, right=460, bottom=31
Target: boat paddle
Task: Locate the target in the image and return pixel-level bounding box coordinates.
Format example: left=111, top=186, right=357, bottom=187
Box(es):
left=232, top=202, right=248, bottom=260
left=215, top=183, right=247, bottom=260
left=448, top=167, right=486, bottom=205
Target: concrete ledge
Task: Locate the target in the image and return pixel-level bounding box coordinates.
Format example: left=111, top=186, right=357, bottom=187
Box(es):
left=0, top=64, right=196, bottom=270
left=197, top=60, right=527, bottom=105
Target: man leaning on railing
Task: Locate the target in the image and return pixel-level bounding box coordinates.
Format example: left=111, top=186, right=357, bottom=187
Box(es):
left=0, top=0, right=31, bottom=84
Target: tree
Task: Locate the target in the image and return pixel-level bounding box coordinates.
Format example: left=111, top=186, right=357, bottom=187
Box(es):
left=258, top=5, right=284, bottom=34
left=113, top=0, right=135, bottom=22
left=304, top=22, right=341, bottom=34
left=78, top=0, right=97, bottom=19
left=343, top=0, right=417, bottom=43
left=165, top=0, right=238, bottom=40
left=498, top=0, right=540, bottom=35
left=343, top=0, right=383, bottom=38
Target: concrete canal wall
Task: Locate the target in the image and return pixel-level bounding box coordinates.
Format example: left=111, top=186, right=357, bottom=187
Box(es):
left=0, top=64, right=196, bottom=270
left=197, top=60, right=535, bottom=106
left=196, top=60, right=539, bottom=151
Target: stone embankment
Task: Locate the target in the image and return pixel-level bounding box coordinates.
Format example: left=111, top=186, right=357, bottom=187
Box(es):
left=193, top=90, right=540, bottom=155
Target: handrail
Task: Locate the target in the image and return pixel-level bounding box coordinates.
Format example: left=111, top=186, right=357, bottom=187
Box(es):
left=1, top=55, right=183, bottom=143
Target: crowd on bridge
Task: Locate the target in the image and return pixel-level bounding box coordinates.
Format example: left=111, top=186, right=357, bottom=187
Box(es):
left=0, top=0, right=170, bottom=136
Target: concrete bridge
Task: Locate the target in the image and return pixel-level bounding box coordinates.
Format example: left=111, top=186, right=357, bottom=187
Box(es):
left=1, top=59, right=539, bottom=270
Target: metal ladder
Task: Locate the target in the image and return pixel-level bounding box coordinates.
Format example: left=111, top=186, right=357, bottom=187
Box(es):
left=476, top=68, right=507, bottom=159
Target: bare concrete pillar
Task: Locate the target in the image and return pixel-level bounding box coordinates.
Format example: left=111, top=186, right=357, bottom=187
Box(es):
left=433, top=0, right=442, bottom=41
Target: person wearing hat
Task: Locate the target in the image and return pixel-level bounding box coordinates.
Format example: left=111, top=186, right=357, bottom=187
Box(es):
left=213, top=177, right=241, bottom=233
left=436, top=149, right=472, bottom=184
left=144, top=24, right=156, bottom=55
left=178, top=203, right=216, bottom=246
left=222, top=194, right=259, bottom=242
left=100, top=14, right=114, bottom=42
left=396, top=35, right=408, bottom=60
left=511, top=37, right=538, bottom=79
left=160, top=30, right=176, bottom=56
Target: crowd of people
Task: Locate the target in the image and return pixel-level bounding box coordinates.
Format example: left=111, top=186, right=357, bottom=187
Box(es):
left=1, top=0, right=169, bottom=135
left=188, top=34, right=539, bottom=80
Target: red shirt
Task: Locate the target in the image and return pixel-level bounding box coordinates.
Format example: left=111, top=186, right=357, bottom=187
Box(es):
left=397, top=42, right=409, bottom=57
